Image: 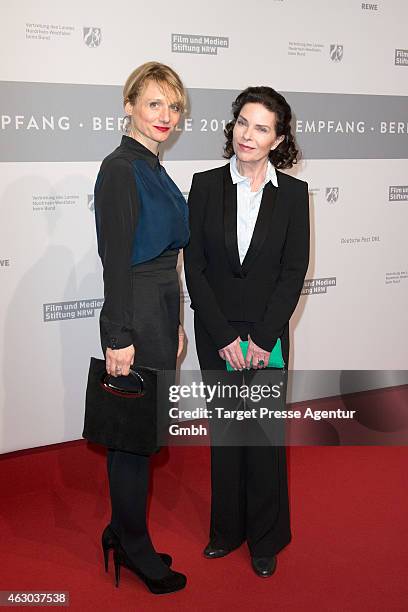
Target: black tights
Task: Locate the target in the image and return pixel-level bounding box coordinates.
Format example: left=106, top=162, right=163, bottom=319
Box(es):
left=107, top=449, right=169, bottom=579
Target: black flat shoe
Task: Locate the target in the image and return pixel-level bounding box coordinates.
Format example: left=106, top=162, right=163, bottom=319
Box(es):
left=203, top=543, right=232, bottom=559
left=101, top=525, right=172, bottom=572
left=113, top=546, right=187, bottom=595
left=251, top=556, right=277, bottom=578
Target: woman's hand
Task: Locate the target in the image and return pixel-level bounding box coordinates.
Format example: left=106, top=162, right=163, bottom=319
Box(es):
left=177, top=324, right=185, bottom=358
left=245, top=335, right=270, bottom=369
left=218, top=337, right=245, bottom=370
left=106, top=345, right=135, bottom=377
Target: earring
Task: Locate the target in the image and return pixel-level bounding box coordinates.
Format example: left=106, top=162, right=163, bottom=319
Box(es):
left=122, top=115, right=131, bottom=133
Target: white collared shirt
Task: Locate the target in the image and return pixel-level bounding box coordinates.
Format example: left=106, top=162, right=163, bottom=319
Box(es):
left=229, top=154, right=279, bottom=264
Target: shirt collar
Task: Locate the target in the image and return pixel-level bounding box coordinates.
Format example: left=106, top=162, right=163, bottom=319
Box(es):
left=120, top=135, right=160, bottom=168
left=229, top=154, right=278, bottom=189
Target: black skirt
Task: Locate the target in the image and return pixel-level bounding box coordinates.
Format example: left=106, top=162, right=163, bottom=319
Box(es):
left=129, top=249, right=180, bottom=371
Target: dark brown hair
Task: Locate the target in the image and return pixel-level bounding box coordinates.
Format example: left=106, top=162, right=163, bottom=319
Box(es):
left=223, top=86, right=298, bottom=169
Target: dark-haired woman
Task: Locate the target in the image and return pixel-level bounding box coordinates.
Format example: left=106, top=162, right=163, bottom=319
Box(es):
left=184, top=87, right=309, bottom=577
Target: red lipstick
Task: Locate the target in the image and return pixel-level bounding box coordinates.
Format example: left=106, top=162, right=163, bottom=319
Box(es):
left=154, top=126, right=170, bottom=132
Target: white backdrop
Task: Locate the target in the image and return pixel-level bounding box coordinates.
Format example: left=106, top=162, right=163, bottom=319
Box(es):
left=1, top=0, right=407, bottom=453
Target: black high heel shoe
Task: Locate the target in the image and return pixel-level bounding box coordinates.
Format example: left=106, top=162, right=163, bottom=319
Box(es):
left=101, top=525, right=172, bottom=572
left=113, top=545, right=187, bottom=595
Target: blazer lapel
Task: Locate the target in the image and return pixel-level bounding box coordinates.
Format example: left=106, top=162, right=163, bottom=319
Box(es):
left=241, top=181, right=278, bottom=276
left=223, top=165, right=243, bottom=278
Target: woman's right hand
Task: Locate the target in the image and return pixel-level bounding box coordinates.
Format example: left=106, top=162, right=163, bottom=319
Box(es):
left=218, top=337, right=245, bottom=370
left=106, top=345, right=135, bottom=377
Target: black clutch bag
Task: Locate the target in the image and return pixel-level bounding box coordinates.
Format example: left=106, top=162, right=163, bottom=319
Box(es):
left=82, top=357, right=166, bottom=455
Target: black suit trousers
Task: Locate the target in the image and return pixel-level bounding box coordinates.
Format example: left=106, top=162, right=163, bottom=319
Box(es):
left=194, top=315, right=292, bottom=557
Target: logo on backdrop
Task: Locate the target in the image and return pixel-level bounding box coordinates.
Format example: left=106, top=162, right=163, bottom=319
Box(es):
left=361, top=3, right=379, bottom=10
left=307, top=187, right=341, bottom=204
left=171, top=33, right=229, bottom=55
left=326, top=187, right=339, bottom=203
left=43, top=299, right=103, bottom=322
left=287, top=41, right=345, bottom=62
left=1, top=84, right=408, bottom=161
left=288, top=41, right=324, bottom=57
left=395, top=50, right=408, bottom=66
left=0, top=258, right=11, bottom=268
left=83, top=27, right=101, bottom=48
left=385, top=271, right=408, bottom=285
left=389, top=186, right=408, bottom=201
left=87, top=194, right=95, bottom=211
left=330, top=45, right=343, bottom=62
left=31, top=194, right=79, bottom=212
left=301, top=277, right=336, bottom=295
left=341, top=235, right=380, bottom=245
left=25, top=22, right=75, bottom=41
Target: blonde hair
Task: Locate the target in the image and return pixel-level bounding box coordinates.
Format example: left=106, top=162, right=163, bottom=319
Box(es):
left=123, top=61, right=186, bottom=112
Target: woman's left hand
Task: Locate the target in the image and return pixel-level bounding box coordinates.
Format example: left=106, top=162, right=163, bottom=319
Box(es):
left=177, top=324, right=185, bottom=358
left=245, top=335, right=270, bottom=369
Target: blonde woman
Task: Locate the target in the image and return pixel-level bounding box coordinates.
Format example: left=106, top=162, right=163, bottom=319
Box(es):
left=94, top=62, right=189, bottom=595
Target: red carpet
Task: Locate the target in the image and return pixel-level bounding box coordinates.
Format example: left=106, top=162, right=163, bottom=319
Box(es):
left=0, top=442, right=407, bottom=611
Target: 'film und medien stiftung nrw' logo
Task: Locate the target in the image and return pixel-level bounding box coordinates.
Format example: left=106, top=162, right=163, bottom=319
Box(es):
left=87, top=194, right=95, bottom=211
left=330, top=44, right=343, bottom=62
left=43, top=299, right=103, bottom=322
left=326, top=187, right=339, bottom=203
left=171, top=33, right=229, bottom=55
left=302, top=277, right=336, bottom=295
left=389, top=186, right=408, bottom=201
left=395, top=49, right=408, bottom=66
left=83, top=27, right=101, bottom=47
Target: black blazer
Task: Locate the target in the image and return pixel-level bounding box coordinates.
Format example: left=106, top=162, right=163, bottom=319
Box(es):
left=183, top=163, right=310, bottom=357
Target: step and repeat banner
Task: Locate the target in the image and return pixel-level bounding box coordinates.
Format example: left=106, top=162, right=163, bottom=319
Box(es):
left=1, top=0, right=407, bottom=453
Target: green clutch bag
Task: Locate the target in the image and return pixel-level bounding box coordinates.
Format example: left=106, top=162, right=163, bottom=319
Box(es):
left=226, top=338, right=285, bottom=371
